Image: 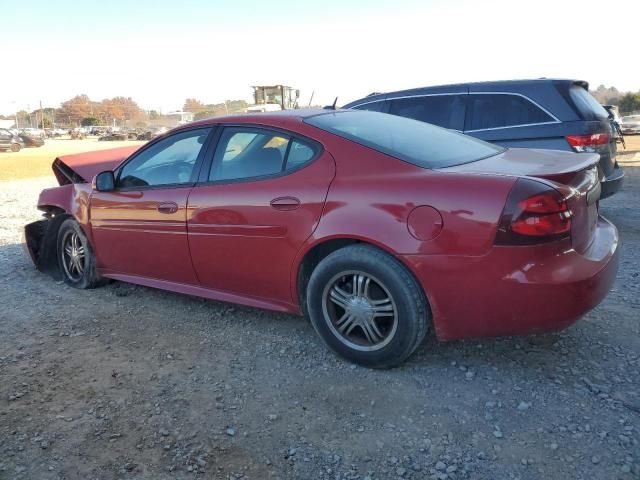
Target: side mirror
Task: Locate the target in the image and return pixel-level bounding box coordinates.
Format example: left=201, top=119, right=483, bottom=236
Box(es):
left=93, top=171, right=115, bottom=192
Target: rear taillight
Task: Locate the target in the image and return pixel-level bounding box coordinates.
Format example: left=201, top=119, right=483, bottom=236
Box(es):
left=565, top=133, right=610, bottom=152
left=495, top=178, right=572, bottom=245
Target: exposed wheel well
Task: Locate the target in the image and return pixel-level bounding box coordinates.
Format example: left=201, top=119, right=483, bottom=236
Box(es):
left=297, top=238, right=432, bottom=320
left=26, top=210, right=72, bottom=279
left=297, top=239, right=363, bottom=315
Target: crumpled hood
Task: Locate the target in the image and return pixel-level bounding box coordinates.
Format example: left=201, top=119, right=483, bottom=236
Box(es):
left=52, top=145, right=140, bottom=185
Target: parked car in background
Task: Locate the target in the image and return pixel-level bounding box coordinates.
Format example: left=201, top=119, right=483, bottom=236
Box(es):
left=344, top=79, right=624, bottom=198
left=25, top=110, right=619, bottom=367
left=0, top=128, right=23, bottom=152
left=98, top=132, right=128, bottom=141
left=620, top=115, right=640, bottom=135
left=20, top=128, right=45, bottom=139
left=603, top=105, right=625, bottom=146
left=17, top=132, right=45, bottom=147
left=137, top=127, right=168, bottom=141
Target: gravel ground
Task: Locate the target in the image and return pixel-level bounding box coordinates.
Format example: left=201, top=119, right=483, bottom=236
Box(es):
left=0, top=164, right=638, bottom=480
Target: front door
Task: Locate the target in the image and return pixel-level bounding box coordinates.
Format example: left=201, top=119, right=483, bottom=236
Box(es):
left=90, top=127, right=213, bottom=284
left=187, top=126, right=335, bottom=305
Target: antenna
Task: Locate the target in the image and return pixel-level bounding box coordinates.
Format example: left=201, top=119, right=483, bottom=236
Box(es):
left=323, top=97, right=339, bottom=110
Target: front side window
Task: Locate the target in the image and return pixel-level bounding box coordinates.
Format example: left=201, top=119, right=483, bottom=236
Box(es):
left=305, top=110, right=503, bottom=169
left=388, top=94, right=465, bottom=130
left=466, top=94, right=555, bottom=131
left=210, top=127, right=317, bottom=181
left=118, top=128, right=211, bottom=188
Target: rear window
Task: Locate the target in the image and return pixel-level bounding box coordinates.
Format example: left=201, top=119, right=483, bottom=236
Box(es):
left=466, top=94, right=555, bottom=131
left=569, top=86, right=609, bottom=121
left=304, top=110, right=503, bottom=169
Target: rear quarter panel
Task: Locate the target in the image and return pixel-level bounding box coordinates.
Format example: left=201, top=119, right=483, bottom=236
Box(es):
left=297, top=134, right=517, bottom=257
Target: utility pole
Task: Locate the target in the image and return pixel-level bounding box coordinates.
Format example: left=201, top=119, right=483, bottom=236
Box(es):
left=39, top=100, right=43, bottom=129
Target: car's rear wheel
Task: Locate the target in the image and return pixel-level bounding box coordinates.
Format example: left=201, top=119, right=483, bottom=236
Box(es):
left=57, top=219, right=104, bottom=289
left=306, top=244, right=429, bottom=368
left=10, top=143, right=20, bottom=152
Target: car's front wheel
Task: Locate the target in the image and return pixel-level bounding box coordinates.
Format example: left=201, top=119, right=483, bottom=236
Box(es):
left=306, top=244, right=429, bottom=368
left=10, top=143, right=20, bottom=152
left=57, top=219, right=104, bottom=289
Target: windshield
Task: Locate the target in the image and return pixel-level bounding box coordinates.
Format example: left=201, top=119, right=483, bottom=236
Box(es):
left=304, top=110, right=504, bottom=169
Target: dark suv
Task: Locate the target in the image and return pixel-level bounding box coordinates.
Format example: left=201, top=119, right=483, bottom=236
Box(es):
left=343, top=79, right=624, bottom=198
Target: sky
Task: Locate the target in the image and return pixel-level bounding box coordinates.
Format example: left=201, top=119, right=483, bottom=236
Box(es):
left=2, top=0, right=639, bottom=115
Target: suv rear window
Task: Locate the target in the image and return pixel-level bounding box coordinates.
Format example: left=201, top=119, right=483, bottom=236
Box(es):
left=304, top=111, right=503, bottom=169
left=466, top=94, right=555, bottom=131
left=569, top=86, right=609, bottom=121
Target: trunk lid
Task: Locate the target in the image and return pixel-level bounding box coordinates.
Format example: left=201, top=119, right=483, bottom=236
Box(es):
left=441, top=147, right=600, bottom=253
left=52, top=145, right=140, bottom=185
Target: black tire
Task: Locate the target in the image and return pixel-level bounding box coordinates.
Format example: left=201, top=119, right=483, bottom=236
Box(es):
left=56, top=219, right=104, bottom=289
left=10, top=143, right=20, bottom=152
left=306, top=244, right=429, bottom=368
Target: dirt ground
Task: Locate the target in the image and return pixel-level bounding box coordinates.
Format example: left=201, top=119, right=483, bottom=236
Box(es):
left=0, top=152, right=638, bottom=479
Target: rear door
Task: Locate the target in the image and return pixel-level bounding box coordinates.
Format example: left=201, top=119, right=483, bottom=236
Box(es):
left=187, top=126, right=335, bottom=305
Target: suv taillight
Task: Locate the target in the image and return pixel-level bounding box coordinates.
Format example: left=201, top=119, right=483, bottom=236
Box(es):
left=495, top=178, right=572, bottom=246
left=565, top=133, right=610, bottom=152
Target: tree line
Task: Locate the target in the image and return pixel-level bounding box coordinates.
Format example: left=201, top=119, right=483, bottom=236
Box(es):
left=0, top=95, right=250, bottom=128
left=590, top=85, right=640, bottom=113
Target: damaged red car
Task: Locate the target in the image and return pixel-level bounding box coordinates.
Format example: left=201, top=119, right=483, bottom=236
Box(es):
left=25, top=110, right=619, bottom=367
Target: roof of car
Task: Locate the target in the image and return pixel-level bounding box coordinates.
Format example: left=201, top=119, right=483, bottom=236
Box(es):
left=343, top=78, right=587, bottom=106
left=186, top=108, right=337, bottom=128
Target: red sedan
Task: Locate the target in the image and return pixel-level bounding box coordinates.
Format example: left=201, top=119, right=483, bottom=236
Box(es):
left=25, top=110, right=619, bottom=367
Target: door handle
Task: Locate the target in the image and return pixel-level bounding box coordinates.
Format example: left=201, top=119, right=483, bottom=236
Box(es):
left=157, top=202, right=178, bottom=214
left=270, top=196, right=301, bottom=211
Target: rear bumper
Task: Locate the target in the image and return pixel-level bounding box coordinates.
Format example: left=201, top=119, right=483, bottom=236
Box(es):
left=402, top=216, right=619, bottom=341
left=600, top=164, right=625, bottom=199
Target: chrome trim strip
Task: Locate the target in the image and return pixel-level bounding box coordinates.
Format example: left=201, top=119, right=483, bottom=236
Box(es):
left=465, top=121, right=560, bottom=133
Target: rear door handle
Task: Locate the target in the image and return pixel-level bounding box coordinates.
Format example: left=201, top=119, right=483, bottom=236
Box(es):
left=157, top=202, right=178, bottom=214
left=270, top=196, right=301, bottom=211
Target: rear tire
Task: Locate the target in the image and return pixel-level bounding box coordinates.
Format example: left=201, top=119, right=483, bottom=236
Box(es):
left=10, top=143, right=20, bottom=152
left=57, top=219, right=104, bottom=289
left=306, top=244, right=429, bottom=368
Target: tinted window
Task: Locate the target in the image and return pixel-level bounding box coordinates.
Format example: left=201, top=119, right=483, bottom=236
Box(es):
left=353, top=101, right=386, bottom=112
left=305, top=111, right=503, bottom=169
left=388, top=95, right=465, bottom=130
left=569, top=86, right=609, bottom=121
left=118, top=128, right=211, bottom=188
left=466, top=94, right=554, bottom=131
left=210, top=128, right=317, bottom=181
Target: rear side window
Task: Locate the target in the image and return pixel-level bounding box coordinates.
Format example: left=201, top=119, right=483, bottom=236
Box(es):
left=466, top=94, right=555, bottom=131
left=569, top=86, right=609, bottom=121
left=388, top=94, right=465, bottom=130
left=305, top=111, right=503, bottom=169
